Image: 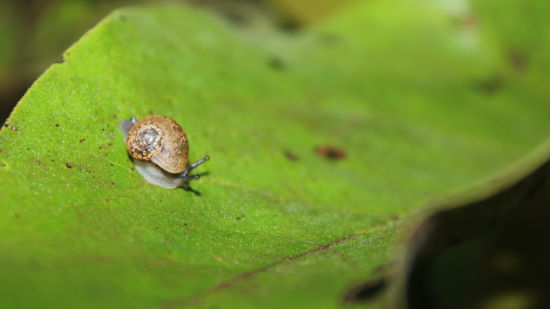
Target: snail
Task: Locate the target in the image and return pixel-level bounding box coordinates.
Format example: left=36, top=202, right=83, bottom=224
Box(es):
left=119, top=115, right=209, bottom=190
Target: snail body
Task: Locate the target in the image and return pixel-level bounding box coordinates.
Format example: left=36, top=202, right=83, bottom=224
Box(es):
left=119, top=115, right=209, bottom=190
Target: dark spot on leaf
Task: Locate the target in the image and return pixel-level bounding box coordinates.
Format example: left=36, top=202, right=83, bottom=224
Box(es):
left=112, top=114, right=118, bottom=119
left=99, top=144, right=104, bottom=150
left=508, top=49, right=528, bottom=72
left=55, top=55, right=64, bottom=64
left=268, top=56, right=286, bottom=71
left=79, top=139, right=85, bottom=143
left=222, top=10, right=248, bottom=25
left=283, top=150, right=298, bottom=161
left=108, top=143, right=112, bottom=147
left=111, top=182, right=115, bottom=186
left=55, top=123, right=60, bottom=127
left=476, top=74, right=503, bottom=95
left=315, top=145, right=347, bottom=160
left=218, top=8, right=248, bottom=26
left=66, top=163, right=73, bottom=168
left=236, top=214, right=245, bottom=221
left=342, top=279, right=386, bottom=304
left=279, top=19, right=299, bottom=32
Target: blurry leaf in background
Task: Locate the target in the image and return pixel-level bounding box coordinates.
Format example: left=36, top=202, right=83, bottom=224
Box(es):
left=0, top=0, right=130, bottom=121
left=0, top=0, right=319, bottom=122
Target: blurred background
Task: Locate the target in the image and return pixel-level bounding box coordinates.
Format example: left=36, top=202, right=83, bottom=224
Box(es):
left=0, top=0, right=354, bottom=124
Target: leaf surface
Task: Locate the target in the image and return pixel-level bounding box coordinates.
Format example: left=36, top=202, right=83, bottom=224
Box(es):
left=1, top=0, right=549, bottom=308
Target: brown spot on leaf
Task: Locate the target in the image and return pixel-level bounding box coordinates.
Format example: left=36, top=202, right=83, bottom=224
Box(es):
left=315, top=145, right=347, bottom=160
left=32, top=158, right=44, bottom=166
left=508, top=49, right=528, bottom=72
left=268, top=56, right=286, bottom=70
left=55, top=123, right=60, bottom=127
left=477, top=74, right=503, bottom=95
left=66, top=163, right=73, bottom=168
left=283, top=150, right=298, bottom=161
left=236, top=214, right=245, bottom=221
left=454, top=14, right=477, bottom=29
left=79, top=139, right=86, bottom=143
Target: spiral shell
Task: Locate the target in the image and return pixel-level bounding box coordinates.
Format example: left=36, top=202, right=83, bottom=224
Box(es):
left=126, top=115, right=188, bottom=173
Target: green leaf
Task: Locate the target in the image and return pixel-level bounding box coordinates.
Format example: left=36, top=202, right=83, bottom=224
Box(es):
left=1, top=0, right=549, bottom=308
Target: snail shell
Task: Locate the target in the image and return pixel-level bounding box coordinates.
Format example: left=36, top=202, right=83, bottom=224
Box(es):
left=125, top=115, right=188, bottom=174
left=119, top=115, right=194, bottom=189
